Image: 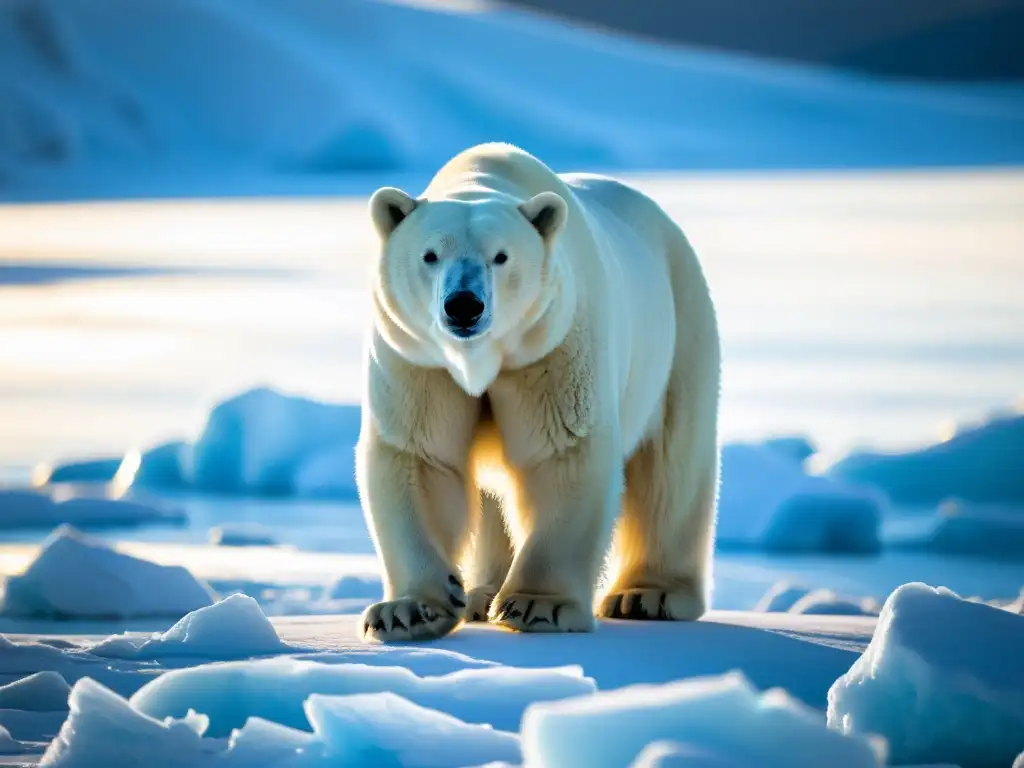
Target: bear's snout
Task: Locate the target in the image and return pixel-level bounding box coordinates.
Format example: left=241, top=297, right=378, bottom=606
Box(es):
left=444, top=291, right=486, bottom=334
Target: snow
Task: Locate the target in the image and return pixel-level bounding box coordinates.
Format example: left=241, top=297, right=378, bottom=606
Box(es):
left=91, top=594, right=288, bottom=660
left=0, top=672, right=70, bottom=712
left=3, top=0, right=1024, bottom=203
left=0, top=525, right=215, bottom=619
left=828, top=581, right=1024, bottom=768
left=716, top=443, right=884, bottom=553
left=521, top=671, right=884, bottom=768
left=131, top=657, right=594, bottom=737
left=827, top=412, right=1024, bottom=505
left=0, top=489, right=186, bottom=531
left=754, top=582, right=879, bottom=616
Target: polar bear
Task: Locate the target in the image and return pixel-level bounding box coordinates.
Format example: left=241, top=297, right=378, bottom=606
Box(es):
left=356, top=143, right=720, bottom=642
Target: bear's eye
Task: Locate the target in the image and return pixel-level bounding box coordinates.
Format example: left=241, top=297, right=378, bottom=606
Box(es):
left=493, top=251, right=508, bottom=265
left=423, top=250, right=438, bottom=265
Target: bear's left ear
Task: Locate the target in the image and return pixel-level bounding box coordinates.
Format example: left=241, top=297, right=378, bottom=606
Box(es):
left=369, top=187, right=419, bottom=240
left=519, top=191, right=568, bottom=244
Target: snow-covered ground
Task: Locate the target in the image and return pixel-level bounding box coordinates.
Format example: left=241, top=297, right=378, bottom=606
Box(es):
left=2, top=0, right=1023, bottom=764
left=0, top=173, right=1020, bottom=767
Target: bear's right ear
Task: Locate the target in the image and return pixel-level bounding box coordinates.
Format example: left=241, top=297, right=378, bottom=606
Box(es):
left=369, top=187, right=419, bottom=239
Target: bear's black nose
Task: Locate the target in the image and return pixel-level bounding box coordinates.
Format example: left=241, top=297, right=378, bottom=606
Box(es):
left=444, top=291, right=485, bottom=329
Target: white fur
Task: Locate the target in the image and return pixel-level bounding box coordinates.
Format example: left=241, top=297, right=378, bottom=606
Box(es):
left=357, top=143, right=720, bottom=641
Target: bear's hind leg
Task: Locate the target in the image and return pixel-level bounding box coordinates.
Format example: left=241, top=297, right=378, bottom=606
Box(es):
left=597, top=403, right=718, bottom=622
left=464, top=491, right=513, bottom=622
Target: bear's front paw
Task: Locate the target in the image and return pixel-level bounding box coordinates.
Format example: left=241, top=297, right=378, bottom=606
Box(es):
left=361, top=573, right=468, bottom=642
left=361, top=597, right=459, bottom=642
left=489, top=593, right=595, bottom=633
left=597, top=586, right=706, bottom=621
left=464, top=587, right=497, bottom=622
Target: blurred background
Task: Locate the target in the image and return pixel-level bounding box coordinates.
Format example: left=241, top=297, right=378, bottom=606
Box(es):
left=0, top=0, right=1022, bottom=625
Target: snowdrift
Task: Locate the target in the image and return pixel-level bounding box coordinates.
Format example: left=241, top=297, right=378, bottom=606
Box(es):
left=3, top=0, right=1024, bottom=200
left=0, top=525, right=215, bottom=619
left=828, top=582, right=1024, bottom=767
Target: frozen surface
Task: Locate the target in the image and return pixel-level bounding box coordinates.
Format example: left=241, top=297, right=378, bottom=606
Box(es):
left=131, top=656, right=594, bottom=737
left=91, top=594, right=288, bottom=660
left=0, top=671, right=70, bottom=712
left=0, top=489, right=186, bottom=531
left=828, top=581, right=1024, bottom=767
left=717, top=444, right=883, bottom=553
left=828, top=413, right=1024, bottom=505
left=522, top=670, right=884, bottom=768
left=0, top=525, right=215, bottom=619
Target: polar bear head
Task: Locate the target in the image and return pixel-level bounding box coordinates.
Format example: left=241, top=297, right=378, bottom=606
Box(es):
left=367, top=186, right=569, bottom=395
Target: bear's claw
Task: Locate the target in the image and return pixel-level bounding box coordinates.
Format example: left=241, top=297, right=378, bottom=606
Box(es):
left=361, top=574, right=467, bottom=642
left=597, top=586, right=705, bottom=622
left=464, top=587, right=497, bottom=622
left=489, top=592, right=594, bottom=633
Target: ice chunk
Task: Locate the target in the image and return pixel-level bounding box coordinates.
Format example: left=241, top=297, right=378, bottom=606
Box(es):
left=0, top=671, right=70, bottom=711
left=828, top=582, right=1024, bottom=767
left=522, top=671, right=884, bottom=768
left=789, top=589, right=879, bottom=616
left=754, top=582, right=878, bottom=616
left=131, top=442, right=189, bottom=490
left=293, top=444, right=359, bottom=499
left=223, top=716, right=319, bottom=765
left=325, top=575, right=382, bottom=600
left=39, top=678, right=208, bottom=767
left=827, top=413, right=1024, bottom=505
left=305, top=691, right=521, bottom=767
left=0, top=525, right=214, bottom=619
left=760, top=436, right=817, bottom=466
left=753, top=582, right=813, bottom=613
left=885, top=499, right=1024, bottom=559
left=0, top=490, right=185, bottom=531
left=208, top=524, right=278, bottom=547
left=132, top=657, right=594, bottom=737
left=717, top=444, right=883, bottom=553
left=188, top=387, right=361, bottom=496
left=33, top=457, right=122, bottom=485
left=0, top=723, right=28, bottom=755
left=94, top=593, right=286, bottom=660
